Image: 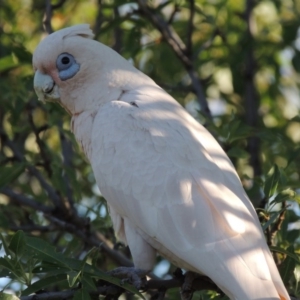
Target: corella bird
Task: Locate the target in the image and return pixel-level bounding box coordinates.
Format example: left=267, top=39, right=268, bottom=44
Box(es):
left=33, top=24, right=290, bottom=300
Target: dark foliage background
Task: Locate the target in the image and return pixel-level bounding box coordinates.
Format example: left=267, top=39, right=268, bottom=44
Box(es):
left=0, top=0, right=300, bottom=299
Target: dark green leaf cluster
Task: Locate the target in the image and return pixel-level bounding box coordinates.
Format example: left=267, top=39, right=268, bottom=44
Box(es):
left=0, top=231, right=141, bottom=299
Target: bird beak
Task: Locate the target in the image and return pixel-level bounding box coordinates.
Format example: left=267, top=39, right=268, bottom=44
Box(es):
left=34, top=70, right=60, bottom=102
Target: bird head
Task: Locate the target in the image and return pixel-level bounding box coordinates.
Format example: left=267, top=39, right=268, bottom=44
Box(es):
left=33, top=24, right=144, bottom=115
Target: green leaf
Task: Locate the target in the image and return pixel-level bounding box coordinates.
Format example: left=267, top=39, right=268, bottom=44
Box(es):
left=0, top=163, right=26, bottom=188
left=286, top=147, right=300, bottom=167
left=270, top=190, right=295, bottom=205
left=25, top=237, right=72, bottom=269
left=25, top=238, right=144, bottom=298
left=282, top=257, right=295, bottom=284
left=0, top=257, right=24, bottom=280
left=0, top=293, right=20, bottom=300
left=290, top=115, right=300, bottom=123
left=225, top=119, right=252, bottom=143
left=261, top=210, right=282, bottom=231
left=227, top=147, right=249, bottom=159
left=0, top=233, right=12, bottom=256
left=276, top=245, right=297, bottom=284
left=8, top=231, right=26, bottom=260
left=0, top=54, right=19, bottom=72
left=21, top=274, right=68, bottom=296
left=270, top=246, right=300, bottom=264
left=78, top=263, right=144, bottom=298
left=294, top=265, right=300, bottom=285
left=0, top=257, right=15, bottom=273
left=73, top=288, right=91, bottom=300
left=82, top=275, right=97, bottom=291
left=67, top=270, right=81, bottom=287
left=0, top=268, right=12, bottom=278
left=292, top=50, right=300, bottom=73
left=31, top=261, right=72, bottom=276
left=264, top=165, right=280, bottom=199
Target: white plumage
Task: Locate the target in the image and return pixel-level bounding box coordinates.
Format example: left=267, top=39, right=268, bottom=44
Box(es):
left=33, top=24, right=290, bottom=300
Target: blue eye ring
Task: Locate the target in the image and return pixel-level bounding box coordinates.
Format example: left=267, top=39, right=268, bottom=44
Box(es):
left=56, top=53, right=80, bottom=81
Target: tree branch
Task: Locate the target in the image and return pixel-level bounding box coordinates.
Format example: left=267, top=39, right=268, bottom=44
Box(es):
left=43, top=0, right=53, bottom=34
left=136, top=0, right=211, bottom=118
left=0, top=187, right=53, bottom=213
left=244, top=0, right=261, bottom=178
left=43, top=0, right=67, bottom=34
left=1, top=185, right=133, bottom=268
left=167, top=4, right=180, bottom=25
left=44, top=214, right=133, bottom=267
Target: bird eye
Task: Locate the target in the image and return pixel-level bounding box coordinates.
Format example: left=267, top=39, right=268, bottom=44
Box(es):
left=56, top=53, right=80, bottom=81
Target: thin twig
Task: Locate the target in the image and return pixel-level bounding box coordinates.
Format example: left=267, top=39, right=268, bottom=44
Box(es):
left=0, top=187, right=53, bottom=213
left=167, top=4, right=180, bottom=24
left=27, top=165, right=63, bottom=209
left=270, top=201, right=287, bottom=265
left=9, top=224, right=57, bottom=232
left=186, top=0, right=195, bottom=56
left=137, top=0, right=190, bottom=66
left=43, top=0, right=67, bottom=34
left=28, top=108, right=52, bottom=178
left=270, top=201, right=287, bottom=240
left=43, top=0, right=53, bottom=34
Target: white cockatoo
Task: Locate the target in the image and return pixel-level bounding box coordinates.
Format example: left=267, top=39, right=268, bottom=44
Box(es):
left=33, top=24, right=290, bottom=300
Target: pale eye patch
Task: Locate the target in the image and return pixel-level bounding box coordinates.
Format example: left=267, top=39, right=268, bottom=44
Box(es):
left=56, top=53, right=80, bottom=81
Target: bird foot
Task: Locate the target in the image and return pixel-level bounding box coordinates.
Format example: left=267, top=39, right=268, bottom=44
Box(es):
left=108, top=267, right=149, bottom=290
left=180, top=271, right=199, bottom=300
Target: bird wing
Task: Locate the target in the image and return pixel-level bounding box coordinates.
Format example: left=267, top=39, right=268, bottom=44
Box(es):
left=90, top=86, right=289, bottom=300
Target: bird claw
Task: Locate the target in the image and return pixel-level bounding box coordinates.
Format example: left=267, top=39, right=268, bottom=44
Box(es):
left=108, top=267, right=149, bottom=290
left=180, top=271, right=199, bottom=300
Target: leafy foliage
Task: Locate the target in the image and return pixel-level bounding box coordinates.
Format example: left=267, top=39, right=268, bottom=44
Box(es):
left=0, top=231, right=141, bottom=298
left=0, top=0, right=300, bottom=299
